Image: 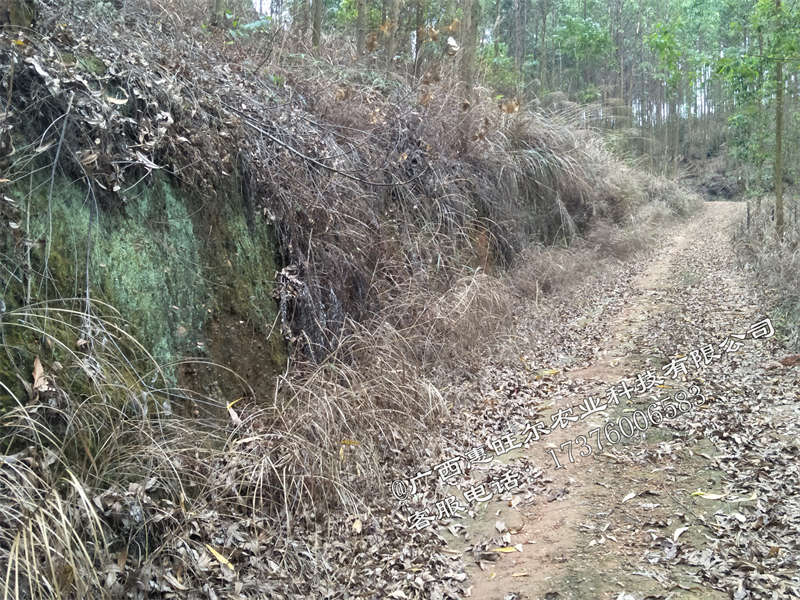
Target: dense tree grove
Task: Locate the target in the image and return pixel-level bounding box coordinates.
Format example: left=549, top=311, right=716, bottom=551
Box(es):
left=234, top=0, right=799, bottom=231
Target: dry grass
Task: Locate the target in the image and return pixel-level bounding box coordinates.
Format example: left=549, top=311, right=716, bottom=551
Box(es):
left=507, top=173, right=701, bottom=299
left=0, top=283, right=500, bottom=596
left=0, top=2, right=706, bottom=596
left=734, top=195, right=800, bottom=349
left=12, top=0, right=699, bottom=356
left=0, top=300, right=207, bottom=599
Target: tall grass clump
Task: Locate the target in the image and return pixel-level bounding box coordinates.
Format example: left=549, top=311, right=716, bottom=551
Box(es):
left=734, top=196, right=800, bottom=349
left=0, top=300, right=208, bottom=599
left=0, top=272, right=510, bottom=595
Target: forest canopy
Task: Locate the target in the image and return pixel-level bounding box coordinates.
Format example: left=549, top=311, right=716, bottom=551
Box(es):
left=235, top=0, right=798, bottom=199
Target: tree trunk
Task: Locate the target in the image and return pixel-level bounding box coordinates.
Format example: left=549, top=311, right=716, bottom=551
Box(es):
left=539, top=4, right=547, bottom=85
left=461, top=0, right=478, bottom=93
left=619, top=44, right=624, bottom=104
left=300, top=0, right=310, bottom=35
left=616, top=0, right=624, bottom=104
left=414, top=0, right=425, bottom=66
left=443, top=0, right=455, bottom=25
left=671, top=98, right=679, bottom=175
left=460, top=0, right=479, bottom=152
left=387, top=0, right=400, bottom=68
left=513, top=0, right=522, bottom=76
left=494, top=0, right=501, bottom=56
left=272, top=0, right=283, bottom=25
left=211, top=0, right=225, bottom=26
left=775, top=0, right=784, bottom=238
left=662, top=91, right=669, bottom=173
left=356, top=0, right=367, bottom=57
left=520, top=0, right=528, bottom=94
left=312, top=0, right=323, bottom=50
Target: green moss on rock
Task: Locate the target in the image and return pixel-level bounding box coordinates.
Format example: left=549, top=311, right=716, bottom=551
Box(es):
left=0, top=172, right=285, bottom=409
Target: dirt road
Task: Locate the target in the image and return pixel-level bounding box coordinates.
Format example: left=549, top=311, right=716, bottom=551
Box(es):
left=451, top=202, right=800, bottom=600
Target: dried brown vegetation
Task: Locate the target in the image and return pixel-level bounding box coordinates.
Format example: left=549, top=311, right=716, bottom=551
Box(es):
left=735, top=195, right=800, bottom=349
left=0, top=1, right=702, bottom=597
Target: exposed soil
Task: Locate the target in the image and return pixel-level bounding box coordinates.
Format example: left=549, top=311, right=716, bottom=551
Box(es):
left=448, top=201, right=800, bottom=600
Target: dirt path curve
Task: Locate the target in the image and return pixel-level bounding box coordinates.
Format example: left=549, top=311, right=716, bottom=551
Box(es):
left=455, top=201, right=800, bottom=600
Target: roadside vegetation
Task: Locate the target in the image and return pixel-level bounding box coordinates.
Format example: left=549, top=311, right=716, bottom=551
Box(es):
left=6, top=0, right=796, bottom=596
left=735, top=195, right=800, bottom=349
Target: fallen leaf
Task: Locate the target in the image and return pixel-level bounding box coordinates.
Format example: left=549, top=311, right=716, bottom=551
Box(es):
left=205, top=545, right=234, bottom=571
left=227, top=406, right=242, bottom=426
left=673, top=526, right=688, bottom=542
left=446, top=37, right=459, bottom=56
left=32, top=357, right=47, bottom=392
left=163, top=572, right=188, bottom=591
left=691, top=491, right=724, bottom=500
left=500, top=98, right=520, bottom=113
